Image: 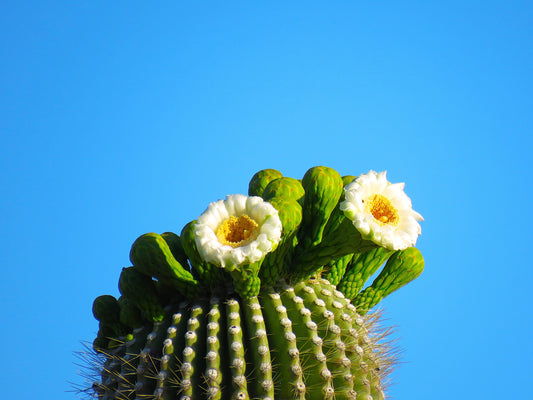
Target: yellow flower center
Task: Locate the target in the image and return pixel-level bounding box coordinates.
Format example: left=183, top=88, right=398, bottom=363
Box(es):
left=216, top=215, right=260, bottom=248
left=367, top=194, right=399, bottom=226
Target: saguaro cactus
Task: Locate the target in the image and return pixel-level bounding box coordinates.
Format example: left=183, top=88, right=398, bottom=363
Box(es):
left=80, top=167, right=424, bottom=400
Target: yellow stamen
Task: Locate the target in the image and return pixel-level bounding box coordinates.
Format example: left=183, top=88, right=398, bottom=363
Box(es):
left=367, top=194, right=399, bottom=226
left=216, top=215, right=259, bottom=248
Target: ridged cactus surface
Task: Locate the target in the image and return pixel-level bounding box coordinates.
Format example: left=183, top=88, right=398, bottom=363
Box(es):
left=81, top=166, right=424, bottom=400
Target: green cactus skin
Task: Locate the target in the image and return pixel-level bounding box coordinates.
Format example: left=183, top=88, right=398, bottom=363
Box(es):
left=93, top=295, right=121, bottom=326
left=248, top=169, right=284, bottom=197
left=259, top=197, right=302, bottom=286
left=354, top=247, right=425, bottom=314
left=336, top=247, right=395, bottom=301
left=129, top=232, right=200, bottom=297
left=341, top=175, right=357, bottom=186
left=91, top=279, right=392, bottom=400
left=83, top=166, right=424, bottom=400
left=261, top=177, right=305, bottom=204
left=118, top=267, right=166, bottom=322
left=298, top=166, right=344, bottom=250
left=322, top=253, right=354, bottom=286
left=117, top=296, right=144, bottom=329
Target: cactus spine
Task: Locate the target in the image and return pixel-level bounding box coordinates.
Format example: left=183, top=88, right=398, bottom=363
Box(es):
left=82, top=166, right=424, bottom=400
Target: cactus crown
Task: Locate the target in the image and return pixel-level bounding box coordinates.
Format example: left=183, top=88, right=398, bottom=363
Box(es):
left=79, top=166, right=424, bottom=400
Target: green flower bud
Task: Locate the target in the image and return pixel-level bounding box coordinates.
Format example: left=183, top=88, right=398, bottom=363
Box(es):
left=248, top=168, right=283, bottom=197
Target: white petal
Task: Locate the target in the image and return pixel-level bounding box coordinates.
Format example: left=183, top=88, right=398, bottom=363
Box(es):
left=230, top=194, right=248, bottom=214
left=411, top=209, right=424, bottom=221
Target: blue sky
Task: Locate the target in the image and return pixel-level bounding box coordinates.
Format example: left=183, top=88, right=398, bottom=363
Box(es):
left=1, top=2, right=532, bottom=399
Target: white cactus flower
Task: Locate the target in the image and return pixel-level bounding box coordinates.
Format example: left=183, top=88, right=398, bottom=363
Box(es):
left=340, top=171, right=423, bottom=250
left=194, top=194, right=282, bottom=269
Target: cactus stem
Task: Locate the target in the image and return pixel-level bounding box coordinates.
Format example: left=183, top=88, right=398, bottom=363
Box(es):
left=81, top=166, right=423, bottom=400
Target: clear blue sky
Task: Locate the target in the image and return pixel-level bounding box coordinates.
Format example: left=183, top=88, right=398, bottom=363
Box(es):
left=1, top=2, right=532, bottom=399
